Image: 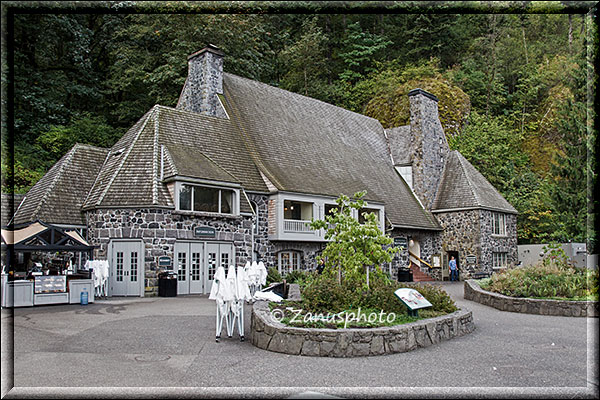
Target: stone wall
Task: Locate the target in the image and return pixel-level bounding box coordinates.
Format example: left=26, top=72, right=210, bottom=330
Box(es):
left=479, top=211, right=518, bottom=273
left=251, top=300, right=475, bottom=357
left=464, top=279, right=598, bottom=317
left=435, top=209, right=481, bottom=279
left=86, top=208, right=254, bottom=293
left=408, top=89, right=449, bottom=210
left=177, top=46, right=227, bottom=118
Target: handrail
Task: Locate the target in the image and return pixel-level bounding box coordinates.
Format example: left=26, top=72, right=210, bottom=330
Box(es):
left=408, top=250, right=433, bottom=269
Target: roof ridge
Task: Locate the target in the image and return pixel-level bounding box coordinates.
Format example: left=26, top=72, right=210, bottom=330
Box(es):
left=31, top=145, right=77, bottom=219
left=161, top=145, right=178, bottom=177
left=223, top=72, right=384, bottom=126
left=96, top=107, right=156, bottom=206
left=82, top=149, right=111, bottom=208
left=454, top=150, right=481, bottom=206
left=152, top=106, right=160, bottom=205
left=72, top=143, right=110, bottom=152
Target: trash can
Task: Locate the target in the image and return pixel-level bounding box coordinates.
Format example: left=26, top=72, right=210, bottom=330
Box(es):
left=158, top=271, right=178, bottom=297
left=398, top=267, right=413, bottom=282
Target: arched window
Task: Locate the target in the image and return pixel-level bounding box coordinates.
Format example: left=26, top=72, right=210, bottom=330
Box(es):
left=277, top=250, right=302, bottom=276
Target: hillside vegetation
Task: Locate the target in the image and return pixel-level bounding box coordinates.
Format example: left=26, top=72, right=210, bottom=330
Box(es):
left=1, top=6, right=596, bottom=250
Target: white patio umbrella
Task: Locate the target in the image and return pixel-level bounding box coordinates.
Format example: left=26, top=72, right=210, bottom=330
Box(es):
left=208, top=265, right=231, bottom=342
left=257, top=261, right=268, bottom=288
left=229, top=265, right=252, bottom=341
left=245, top=260, right=259, bottom=297
left=224, top=265, right=237, bottom=338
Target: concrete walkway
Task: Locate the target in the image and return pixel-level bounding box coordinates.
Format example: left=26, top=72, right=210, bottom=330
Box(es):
left=1, top=282, right=598, bottom=398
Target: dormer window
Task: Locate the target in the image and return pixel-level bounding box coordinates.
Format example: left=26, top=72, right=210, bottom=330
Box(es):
left=177, top=183, right=237, bottom=214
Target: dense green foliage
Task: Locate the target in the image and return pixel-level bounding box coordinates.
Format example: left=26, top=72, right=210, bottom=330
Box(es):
left=479, top=244, right=599, bottom=300
left=2, top=7, right=596, bottom=250
left=300, top=269, right=457, bottom=318
left=309, top=191, right=398, bottom=288
left=265, top=266, right=282, bottom=286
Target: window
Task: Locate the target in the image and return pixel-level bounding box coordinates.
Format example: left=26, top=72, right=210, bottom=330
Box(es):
left=283, top=200, right=313, bottom=220
left=492, top=212, right=506, bottom=236
left=492, top=252, right=508, bottom=269
left=278, top=250, right=301, bottom=276
left=358, top=207, right=379, bottom=224
left=324, top=204, right=339, bottom=217
left=178, top=183, right=235, bottom=214
left=283, top=200, right=313, bottom=232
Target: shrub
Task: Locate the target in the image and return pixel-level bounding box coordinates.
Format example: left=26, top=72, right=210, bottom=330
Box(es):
left=300, top=268, right=458, bottom=316
left=266, top=267, right=282, bottom=286
left=484, top=261, right=598, bottom=301
left=284, top=269, right=312, bottom=284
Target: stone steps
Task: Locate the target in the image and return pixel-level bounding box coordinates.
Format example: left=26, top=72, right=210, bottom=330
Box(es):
left=409, top=263, right=435, bottom=282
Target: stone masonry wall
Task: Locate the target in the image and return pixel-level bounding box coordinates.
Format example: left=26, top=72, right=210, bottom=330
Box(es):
left=86, top=208, right=254, bottom=294
left=177, top=48, right=227, bottom=118
left=479, top=211, right=518, bottom=274
left=434, top=209, right=481, bottom=279
left=465, top=280, right=598, bottom=317
left=251, top=300, right=475, bottom=357
left=408, top=90, right=449, bottom=210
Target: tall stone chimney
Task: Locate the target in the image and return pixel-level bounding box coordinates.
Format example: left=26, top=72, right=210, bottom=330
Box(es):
left=408, top=88, right=449, bottom=210
left=176, top=44, right=227, bottom=118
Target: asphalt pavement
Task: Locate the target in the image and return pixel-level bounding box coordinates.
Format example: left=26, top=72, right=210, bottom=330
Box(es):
left=1, top=281, right=598, bottom=399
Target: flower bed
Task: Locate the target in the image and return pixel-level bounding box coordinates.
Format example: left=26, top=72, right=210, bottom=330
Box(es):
left=250, top=300, right=475, bottom=357
left=464, top=279, right=598, bottom=317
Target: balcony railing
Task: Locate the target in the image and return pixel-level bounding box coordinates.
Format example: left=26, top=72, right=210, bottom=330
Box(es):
left=283, top=219, right=312, bottom=233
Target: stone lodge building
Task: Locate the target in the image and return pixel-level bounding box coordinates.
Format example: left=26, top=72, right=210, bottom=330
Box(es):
left=11, top=45, right=518, bottom=296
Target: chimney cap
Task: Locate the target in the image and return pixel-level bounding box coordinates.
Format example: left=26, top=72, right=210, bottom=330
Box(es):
left=188, top=44, right=225, bottom=60
left=408, top=88, right=438, bottom=102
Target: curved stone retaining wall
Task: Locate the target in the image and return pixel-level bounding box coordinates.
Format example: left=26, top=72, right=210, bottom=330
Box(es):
left=464, top=279, right=598, bottom=317
left=250, top=301, right=475, bottom=357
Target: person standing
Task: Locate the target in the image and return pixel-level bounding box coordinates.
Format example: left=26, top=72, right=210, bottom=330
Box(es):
left=449, top=256, right=458, bottom=281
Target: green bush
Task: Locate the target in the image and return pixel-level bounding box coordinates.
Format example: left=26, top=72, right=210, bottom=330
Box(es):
left=284, top=269, right=313, bottom=285
left=266, top=267, right=282, bottom=286
left=483, top=261, right=598, bottom=301
left=300, top=268, right=458, bottom=316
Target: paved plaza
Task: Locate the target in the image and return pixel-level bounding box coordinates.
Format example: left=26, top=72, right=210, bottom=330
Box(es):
left=1, top=282, right=598, bottom=398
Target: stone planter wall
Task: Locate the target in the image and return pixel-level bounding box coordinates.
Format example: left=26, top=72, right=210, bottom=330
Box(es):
left=464, top=279, right=598, bottom=317
left=250, top=301, right=475, bottom=357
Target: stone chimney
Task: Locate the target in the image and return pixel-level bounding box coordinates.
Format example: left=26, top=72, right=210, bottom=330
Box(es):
left=408, top=88, right=449, bottom=210
left=176, top=44, right=227, bottom=118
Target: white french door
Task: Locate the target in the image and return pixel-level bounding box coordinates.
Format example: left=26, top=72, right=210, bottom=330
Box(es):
left=110, top=241, right=142, bottom=296
left=175, top=241, right=233, bottom=295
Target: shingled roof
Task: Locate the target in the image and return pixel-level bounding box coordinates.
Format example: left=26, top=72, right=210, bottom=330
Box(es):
left=385, top=126, right=412, bottom=165
left=222, top=73, right=440, bottom=230
left=13, top=144, right=109, bottom=226
left=432, top=151, right=518, bottom=214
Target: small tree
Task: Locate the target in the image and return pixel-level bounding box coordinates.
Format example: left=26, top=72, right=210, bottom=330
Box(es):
left=309, top=191, right=398, bottom=288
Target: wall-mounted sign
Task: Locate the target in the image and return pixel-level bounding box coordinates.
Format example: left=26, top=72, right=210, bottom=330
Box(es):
left=432, top=254, right=441, bottom=268
left=466, top=255, right=477, bottom=264
left=394, top=237, right=407, bottom=248
left=158, top=256, right=172, bottom=267
left=394, top=288, right=432, bottom=310
left=194, top=226, right=216, bottom=238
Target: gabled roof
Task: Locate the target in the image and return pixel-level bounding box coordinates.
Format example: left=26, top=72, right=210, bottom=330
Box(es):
left=432, top=151, right=518, bottom=214
left=222, top=73, right=440, bottom=230
left=13, top=144, right=109, bottom=226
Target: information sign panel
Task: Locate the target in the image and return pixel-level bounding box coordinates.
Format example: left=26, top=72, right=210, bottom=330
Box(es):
left=394, top=288, right=433, bottom=310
